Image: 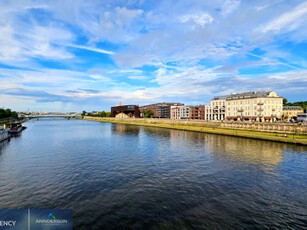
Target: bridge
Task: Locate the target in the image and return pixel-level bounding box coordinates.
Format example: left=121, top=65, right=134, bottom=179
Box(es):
left=22, top=114, right=82, bottom=118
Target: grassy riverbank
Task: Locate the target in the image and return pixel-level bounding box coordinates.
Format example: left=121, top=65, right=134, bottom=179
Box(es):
left=0, top=117, right=29, bottom=126
left=81, top=117, right=307, bottom=145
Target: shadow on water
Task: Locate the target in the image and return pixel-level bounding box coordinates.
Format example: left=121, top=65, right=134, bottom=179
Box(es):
left=0, top=139, right=10, bottom=154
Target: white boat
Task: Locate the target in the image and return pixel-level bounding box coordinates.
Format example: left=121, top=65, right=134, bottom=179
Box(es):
left=0, top=126, right=10, bottom=142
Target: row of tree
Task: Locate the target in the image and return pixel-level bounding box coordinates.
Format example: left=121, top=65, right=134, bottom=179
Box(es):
left=81, top=109, right=155, bottom=118
left=283, top=99, right=307, bottom=111
left=0, top=108, right=18, bottom=119
left=82, top=111, right=111, bottom=117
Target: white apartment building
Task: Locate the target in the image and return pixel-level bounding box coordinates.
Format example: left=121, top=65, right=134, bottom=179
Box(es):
left=226, top=91, right=283, bottom=122
left=171, top=105, right=190, bottom=119
left=206, top=96, right=227, bottom=121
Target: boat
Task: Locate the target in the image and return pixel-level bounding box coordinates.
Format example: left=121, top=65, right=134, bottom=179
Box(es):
left=9, top=123, right=23, bottom=134
left=0, top=126, right=10, bottom=142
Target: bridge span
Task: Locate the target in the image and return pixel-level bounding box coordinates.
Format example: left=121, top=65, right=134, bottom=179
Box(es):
left=23, top=115, right=82, bottom=118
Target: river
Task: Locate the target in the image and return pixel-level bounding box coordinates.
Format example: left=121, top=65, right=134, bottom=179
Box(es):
left=0, top=119, right=306, bottom=229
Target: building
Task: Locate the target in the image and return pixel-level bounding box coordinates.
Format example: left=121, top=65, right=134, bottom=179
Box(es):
left=283, top=106, right=304, bottom=121
left=190, top=105, right=206, bottom=120
left=111, top=105, right=140, bottom=118
left=140, top=103, right=184, bottom=118
left=297, top=113, right=307, bottom=123
left=226, top=91, right=283, bottom=122
left=171, top=105, right=190, bottom=119
left=171, top=105, right=184, bottom=119
left=170, top=105, right=207, bottom=120
left=206, top=96, right=227, bottom=121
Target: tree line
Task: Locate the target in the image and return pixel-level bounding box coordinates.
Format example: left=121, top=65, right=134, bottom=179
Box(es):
left=0, top=108, right=18, bottom=119
left=283, top=99, right=307, bottom=112
left=82, top=111, right=111, bottom=117
left=81, top=109, right=155, bottom=118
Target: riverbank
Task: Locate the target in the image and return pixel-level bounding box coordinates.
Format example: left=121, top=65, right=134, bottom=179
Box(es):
left=82, top=117, right=307, bottom=145
left=0, top=117, right=29, bottom=126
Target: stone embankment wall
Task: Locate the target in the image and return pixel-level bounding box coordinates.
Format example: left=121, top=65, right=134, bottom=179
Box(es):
left=84, top=117, right=307, bottom=135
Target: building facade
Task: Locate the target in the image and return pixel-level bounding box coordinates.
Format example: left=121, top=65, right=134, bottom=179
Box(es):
left=226, top=91, right=283, bottom=122
left=283, top=106, right=304, bottom=121
left=171, top=105, right=207, bottom=120
left=171, top=105, right=184, bottom=119
left=111, top=105, right=140, bottom=118
left=206, top=96, right=227, bottom=121
left=140, top=103, right=184, bottom=118
left=189, top=105, right=206, bottom=120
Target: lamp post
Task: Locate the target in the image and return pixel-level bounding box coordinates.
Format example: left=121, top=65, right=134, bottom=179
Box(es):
left=271, top=108, right=276, bottom=123
left=257, top=102, right=264, bottom=122
left=237, top=108, right=244, bottom=122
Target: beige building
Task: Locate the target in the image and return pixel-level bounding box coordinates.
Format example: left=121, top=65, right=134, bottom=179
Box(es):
left=226, top=91, right=283, bottom=122
left=283, top=106, right=304, bottom=121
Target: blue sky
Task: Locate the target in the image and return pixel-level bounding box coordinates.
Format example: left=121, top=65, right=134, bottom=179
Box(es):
left=0, top=0, right=306, bottom=112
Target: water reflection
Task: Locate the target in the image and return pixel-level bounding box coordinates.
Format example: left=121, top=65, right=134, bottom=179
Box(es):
left=0, top=139, right=10, bottom=153
left=140, top=126, right=286, bottom=169
left=111, top=123, right=140, bottom=136
left=0, top=120, right=306, bottom=230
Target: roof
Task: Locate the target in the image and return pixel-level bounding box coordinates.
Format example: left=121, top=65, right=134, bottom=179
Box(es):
left=283, top=106, right=303, bottom=110
left=226, top=91, right=281, bottom=100
left=140, top=102, right=184, bottom=107
left=212, top=95, right=228, bottom=100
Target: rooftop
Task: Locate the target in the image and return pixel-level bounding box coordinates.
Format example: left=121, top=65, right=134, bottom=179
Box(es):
left=212, top=95, right=228, bottom=100
left=283, top=106, right=303, bottom=110
left=226, top=91, right=281, bottom=100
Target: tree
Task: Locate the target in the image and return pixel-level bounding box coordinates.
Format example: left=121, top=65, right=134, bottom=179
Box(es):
left=86, top=111, right=111, bottom=117
left=5, top=109, right=11, bottom=118
left=11, top=111, right=18, bottom=119
left=0, top=108, right=18, bottom=119
left=143, top=109, right=154, bottom=118
left=99, top=111, right=106, bottom=117
left=283, top=98, right=288, bottom=105
left=0, top=109, right=5, bottom=118
left=81, top=111, right=87, bottom=116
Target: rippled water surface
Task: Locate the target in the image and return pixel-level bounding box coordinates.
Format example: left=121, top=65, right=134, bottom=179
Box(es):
left=0, top=119, right=306, bottom=229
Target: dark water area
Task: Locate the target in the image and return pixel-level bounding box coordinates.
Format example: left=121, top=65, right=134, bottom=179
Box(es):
left=0, top=119, right=306, bottom=229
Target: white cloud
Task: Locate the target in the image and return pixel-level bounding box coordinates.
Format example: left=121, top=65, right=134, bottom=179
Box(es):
left=60, top=43, right=115, bottom=55
left=180, top=13, right=214, bottom=27
left=263, top=2, right=307, bottom=33
left=0, top=26, right=20, bottom=60
left=221, top=0, right=241, bottom=17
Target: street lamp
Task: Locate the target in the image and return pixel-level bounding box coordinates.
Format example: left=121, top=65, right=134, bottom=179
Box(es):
left=257, top=102, right=264, bottom=122
left=237, top=108, right=244, bottom=122
left=271, top=108, right=276, bottom=123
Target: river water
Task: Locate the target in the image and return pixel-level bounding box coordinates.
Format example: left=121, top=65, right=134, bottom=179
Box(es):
left=0, top=119, right=306, bottom=229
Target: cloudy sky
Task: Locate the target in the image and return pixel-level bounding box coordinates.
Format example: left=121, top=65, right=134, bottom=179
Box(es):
left=0, top=0, right=306, bottom=112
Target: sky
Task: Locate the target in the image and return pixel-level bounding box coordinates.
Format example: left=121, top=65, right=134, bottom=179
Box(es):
left=0, top=0, right=306, bottom=112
